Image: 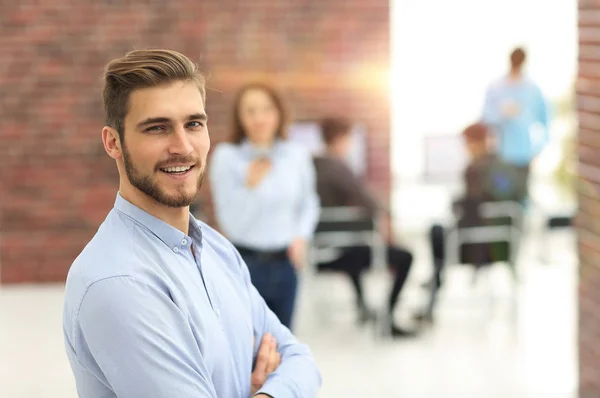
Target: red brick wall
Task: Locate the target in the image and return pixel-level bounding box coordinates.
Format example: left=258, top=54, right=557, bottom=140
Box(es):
left=0, top=1, right=390, bottom=283
left=578, top=2, right=600, bottom=396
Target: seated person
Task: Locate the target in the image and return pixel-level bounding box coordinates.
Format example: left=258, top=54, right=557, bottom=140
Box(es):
left=423, top=122, right=525, bottom=321
left=313, top=117, right=417, bottom=337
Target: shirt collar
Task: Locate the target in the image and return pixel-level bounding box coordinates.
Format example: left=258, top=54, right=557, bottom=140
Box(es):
left=240, top=139, right=281, bottom=157
left=114, top=193, right=200, bottom=252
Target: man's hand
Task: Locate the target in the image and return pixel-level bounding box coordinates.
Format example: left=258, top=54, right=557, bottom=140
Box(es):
left=247, top=158, right=272, bottom=188
left=251, top=333, right=281, bottom=395
left=287, top=238, right=307, bottom=270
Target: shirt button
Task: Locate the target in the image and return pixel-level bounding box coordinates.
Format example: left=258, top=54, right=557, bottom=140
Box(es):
left=173, top=247, right=179, bottom=253
left=181, top=239, right=187, bottom=246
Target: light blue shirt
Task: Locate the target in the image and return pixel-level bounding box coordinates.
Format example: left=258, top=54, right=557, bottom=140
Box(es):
left=482, top=76, right=551, bottom=166
left=209, top=140, right=320, bottom=250
left=63, top=194, right=321, bottom=398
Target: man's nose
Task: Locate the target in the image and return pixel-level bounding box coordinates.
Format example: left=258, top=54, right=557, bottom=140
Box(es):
left=169, top=127, right=193, bottom=155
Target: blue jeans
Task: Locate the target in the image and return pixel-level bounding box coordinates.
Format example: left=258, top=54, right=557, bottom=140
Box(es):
left=242, top=254, right=298, bottom=330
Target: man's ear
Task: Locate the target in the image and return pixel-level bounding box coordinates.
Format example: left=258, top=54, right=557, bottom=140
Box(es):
left=102, top=126, right=123, bottom=160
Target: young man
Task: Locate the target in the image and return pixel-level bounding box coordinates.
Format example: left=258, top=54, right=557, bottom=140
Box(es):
left=62, top=49, right=321, bottom=398
left=313, top=117, right=417, bottom=337
left=482, top=47, right=550, bottom=192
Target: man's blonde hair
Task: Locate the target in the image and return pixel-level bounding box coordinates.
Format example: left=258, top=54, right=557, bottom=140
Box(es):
left=103, top=49, right=206, bottom=139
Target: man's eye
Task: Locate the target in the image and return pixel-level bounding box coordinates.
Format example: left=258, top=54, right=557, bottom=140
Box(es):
left=188, top=121, right=205, bottom=128
left=146, top=125, right=166, bottom=132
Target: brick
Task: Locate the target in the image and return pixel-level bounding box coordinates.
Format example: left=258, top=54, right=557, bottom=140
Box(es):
left=580, top=0, right=600, bottom=9
left=579, top=5, right=600, bottom=395
left=580, top=128, right=600, bottom=147
left=0, top=0, right=391, bottom=287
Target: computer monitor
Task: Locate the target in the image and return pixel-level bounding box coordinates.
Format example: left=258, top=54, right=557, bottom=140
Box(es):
left=287, top=120, right=367, bottom=177
left=423, top=134, right=468, bottom=181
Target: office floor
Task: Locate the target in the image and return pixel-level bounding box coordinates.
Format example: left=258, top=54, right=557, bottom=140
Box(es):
left=0, top=224, right=577, bottom=398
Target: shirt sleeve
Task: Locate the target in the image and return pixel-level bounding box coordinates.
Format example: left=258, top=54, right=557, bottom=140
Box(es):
left=232, top=247, right=322, bottom=397
left=209, top=145, right=271, bottom=238
left=76, top=276, right=217, bottom=398
left=296, top=150, right=320, bottom=240
left=535, top=84, right=551, bottom=149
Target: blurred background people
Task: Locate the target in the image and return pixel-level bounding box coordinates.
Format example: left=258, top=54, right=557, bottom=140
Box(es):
left=313, top=117, right=417, bottom=337
left=423, top=123, right=525, bottom=322
left=482, top=47, right=551, bottom=196
left=209, top=83, right=320, bottom=329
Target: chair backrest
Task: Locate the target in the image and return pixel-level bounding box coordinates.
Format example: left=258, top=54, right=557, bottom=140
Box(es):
left=478, top=201, right=523, bottom=222
left=312, top=207, right=380, bottom=249
left=308, top=206, right=386, bottom=271
left=446, top=200, right=524, bottom=266
left=316, top=207, right=375, bottom=233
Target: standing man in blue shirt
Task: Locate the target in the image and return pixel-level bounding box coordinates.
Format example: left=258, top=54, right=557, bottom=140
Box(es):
left=62, top=49, right=321, bottom=398
left=482, top=47, right=551, bottom=193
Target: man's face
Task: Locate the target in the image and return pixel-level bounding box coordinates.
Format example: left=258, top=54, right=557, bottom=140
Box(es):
left=120, top=80, right=210, bottom=208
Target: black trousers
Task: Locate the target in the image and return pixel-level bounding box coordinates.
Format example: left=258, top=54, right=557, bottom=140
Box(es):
left=317, top=245, right=413, bottom=314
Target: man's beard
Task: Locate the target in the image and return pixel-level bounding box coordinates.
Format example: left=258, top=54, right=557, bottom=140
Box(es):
left=122, top=144, right=204, bottom=208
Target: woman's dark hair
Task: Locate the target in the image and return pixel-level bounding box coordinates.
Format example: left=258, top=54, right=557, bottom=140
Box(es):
left=230, top=82, right=288, bottom=144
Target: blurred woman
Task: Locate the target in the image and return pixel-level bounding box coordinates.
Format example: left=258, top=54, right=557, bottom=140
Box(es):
left=210, top=83, right=320, bottom=329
